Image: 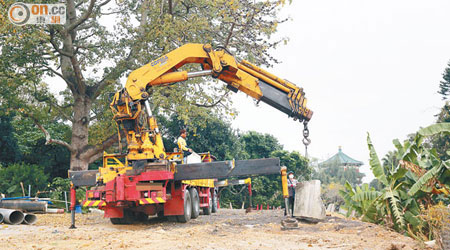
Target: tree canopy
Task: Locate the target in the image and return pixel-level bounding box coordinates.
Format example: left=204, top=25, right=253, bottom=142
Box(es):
left=0, top=0, right=291, bottom=170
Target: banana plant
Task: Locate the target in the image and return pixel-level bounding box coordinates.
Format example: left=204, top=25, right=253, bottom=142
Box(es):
left=341, top=123, right=450, bottom=236
left=405, top=124, right=450, bottom=197
left=339, top=181, right=382, bottom=223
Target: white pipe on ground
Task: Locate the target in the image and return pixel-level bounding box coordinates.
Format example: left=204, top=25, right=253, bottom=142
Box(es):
left=0, top=208, right=24, bottom=225
left=22, top=213, right=37, bottom=225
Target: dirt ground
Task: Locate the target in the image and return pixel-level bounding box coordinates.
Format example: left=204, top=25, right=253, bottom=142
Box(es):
left=0, top=209, right=424, bottom=250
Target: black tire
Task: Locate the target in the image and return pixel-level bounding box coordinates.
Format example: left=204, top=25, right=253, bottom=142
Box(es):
left=202, top=191, right=212, bottom=215
left=110, top=218, right=123, bottom=224
left=211, top=189, right=218, bottom=213
left=177, top=189, right=192, bottom=223
left=135, top=212, right=148, bottom=222
left=167, top=216, right=178, bottom=222
left=110, top=209, right=134, bottom=224
left=189, top=188, right=200, bottom=219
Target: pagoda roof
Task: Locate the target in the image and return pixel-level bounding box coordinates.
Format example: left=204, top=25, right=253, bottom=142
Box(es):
left=319, top=147, right=363, bottom=167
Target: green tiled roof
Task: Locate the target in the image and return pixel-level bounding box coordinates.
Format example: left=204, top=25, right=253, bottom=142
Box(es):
left=319, top=147, right=363, bottom=167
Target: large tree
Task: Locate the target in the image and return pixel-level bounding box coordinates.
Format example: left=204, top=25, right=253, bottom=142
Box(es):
left=433, top=61, right=450, bottom=160
left=0, top=0, right=290, bottom=170
left=438, top=61, right=450, bottom=100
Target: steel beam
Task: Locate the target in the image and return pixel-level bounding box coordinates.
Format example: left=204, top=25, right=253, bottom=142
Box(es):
left=69, top=170, right=98, bottom=187
left=174, top=158, right=280, bottom=180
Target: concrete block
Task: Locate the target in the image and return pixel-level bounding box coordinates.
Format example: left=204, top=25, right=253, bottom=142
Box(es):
left=293, top=180, right=326, bottom=222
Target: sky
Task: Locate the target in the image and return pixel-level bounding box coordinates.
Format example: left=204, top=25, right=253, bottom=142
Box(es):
left=230, top=0, right=450, bottom=182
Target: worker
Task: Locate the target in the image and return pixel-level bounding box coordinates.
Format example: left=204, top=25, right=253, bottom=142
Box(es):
left=177, top=129, right=193, bottom=163
left=287, top=171, right=298, bottom=217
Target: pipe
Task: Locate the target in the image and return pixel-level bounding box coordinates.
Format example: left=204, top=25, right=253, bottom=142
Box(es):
left=46, top=208, right=65, bottom=214
left=144, top=100, right=153, bottom=117
left=69, top=186, right=76, bottom=229
left=187, top=69, right=213, bottom=78
left=0, top=200, right=47, bottom=212
left=0, top=208, right=24, bottom=225
left=22, top=213, right=37, bottom=225
left=280, top=166, right=289, bottom=198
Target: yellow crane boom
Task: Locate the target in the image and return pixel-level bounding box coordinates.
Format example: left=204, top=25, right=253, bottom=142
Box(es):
left=110, top=43, right=313, bottom=162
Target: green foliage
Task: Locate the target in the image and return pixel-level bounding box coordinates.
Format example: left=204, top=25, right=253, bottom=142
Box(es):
left=239, top=131, right=283, bottom=159
left=438, top=61, right=450, bottom=100
left=218, top=131, right=311, bottom=208
left=11, top=117, right=71, bottom=178
left=0, top=163, right=48, bottom=197
left=367, top=134, right=388, bottom=186
left=313, top=164, right=365, bottom=186
left=322, top=182, right=345, bottom=206
left=0, top=0, right=291, bottom=170
left=0, top=111, right=21, bottom=164
left=271, top=150, right=311, bottom=181
left=158, top=113, right=242, bottom=160
left=408, top=163, right=443, bottom=196
left=431, top=104, right=450, bottom=161
left=47, top=177, right=86, bottom=206
left=339, top=182, right=382, bottom=222
left=342, top=124, right=450, bottom=239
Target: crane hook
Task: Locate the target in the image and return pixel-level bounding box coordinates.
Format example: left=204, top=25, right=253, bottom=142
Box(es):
left=302, top=121, right=311, bottom=158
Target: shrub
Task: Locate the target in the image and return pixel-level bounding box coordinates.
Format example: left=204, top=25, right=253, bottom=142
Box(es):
left=0, top=163, right=48, bottom=197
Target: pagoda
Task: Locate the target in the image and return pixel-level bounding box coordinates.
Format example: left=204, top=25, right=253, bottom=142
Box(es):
left=319, top=146, right=363, bottom=172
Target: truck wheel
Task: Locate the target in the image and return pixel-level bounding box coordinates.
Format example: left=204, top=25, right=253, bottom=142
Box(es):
left=203, top=192, right=212, bottom=215
left=211, top=189, right=218, bottom=213
left=110, top=209, right=133, bottom=224
left=167, top=216, right=178, bottom=222
left=177, top=189, right=192, bottom=223
left=189, top=188, right=200, bottom=219
left=135, top=212, right=148, bottom=222
left=110, top=218, right=123, bottom=224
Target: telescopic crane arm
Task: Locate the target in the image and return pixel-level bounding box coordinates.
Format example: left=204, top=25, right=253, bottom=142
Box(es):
left=110, top=43, right=313, bottom=162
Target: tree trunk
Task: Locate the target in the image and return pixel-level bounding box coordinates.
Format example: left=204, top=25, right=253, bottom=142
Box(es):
left=70, top=95, right=92, bottom=171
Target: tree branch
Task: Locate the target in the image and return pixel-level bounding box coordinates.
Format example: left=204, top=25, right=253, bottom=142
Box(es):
left=192, top=90, right=230, bottom=108
left=66, top=0, right=96, bottom=33
left=224, top=22, right=235, bottom=48
left=82, top=130, right=124, bottom=163
left=49, top=28, right=74, bottom=58
left=20, top=111, right=75, bottom=153
left=43, top=66, right=73, bottom=87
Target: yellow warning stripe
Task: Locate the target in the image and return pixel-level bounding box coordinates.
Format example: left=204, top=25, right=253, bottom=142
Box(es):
left=138, top=197, right=166, bottom=205
left=82, top=200, right=106, bottom=207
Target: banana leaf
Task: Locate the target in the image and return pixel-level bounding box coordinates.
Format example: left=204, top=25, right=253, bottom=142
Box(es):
left=407, top=163, right=443, bottom=196
left=404, top=211, right=421, bottom=228
left=418, top=123, right=450, bottom=137
left=385, top=190, right=405, bottom=228
left=367, top=133, right=388, bottom=186
left=352, top=190, right=381, bottom=202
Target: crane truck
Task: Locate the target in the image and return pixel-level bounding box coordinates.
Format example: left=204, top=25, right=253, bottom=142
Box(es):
left=68, top=43, right=313, bottom=226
